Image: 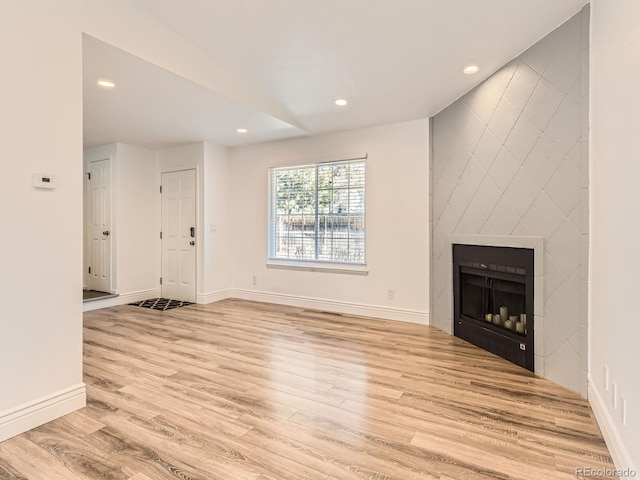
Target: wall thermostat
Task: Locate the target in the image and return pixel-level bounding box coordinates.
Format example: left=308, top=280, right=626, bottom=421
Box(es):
left=33, top=173, right=57, bottom=189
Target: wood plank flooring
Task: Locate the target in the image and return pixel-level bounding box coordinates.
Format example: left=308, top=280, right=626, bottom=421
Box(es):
left=0, top=299, right=617, bottom=479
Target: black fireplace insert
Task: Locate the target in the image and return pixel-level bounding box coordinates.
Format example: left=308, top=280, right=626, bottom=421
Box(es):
left=453, top=244, right=534, bottom=371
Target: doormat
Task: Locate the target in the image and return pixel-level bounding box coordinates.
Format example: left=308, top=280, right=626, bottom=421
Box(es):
left=129, top=298, right=194, bottom=311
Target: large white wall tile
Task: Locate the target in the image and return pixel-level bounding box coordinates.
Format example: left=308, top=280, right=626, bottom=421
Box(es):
left=448, top=136, right=472, bottom=178
left=523, top=134, right=564, bottom=188
left=432, top=205, right=459, bottom=258
left=545, top=158, right=581, bottom=216
left=504, top=168, right=541, bottom=217
left=504, top=61, right=540, bottom=112
left=545, top=97, right=581, bottom=156
left=472, top=177, right=502, bottom=219
left=483, top=61, right=518, bottom=96
left=519, top=30, right=558, bottom=76
left=543, top=312, right=566, bottom=356
left=545, top=39, right=581, bottom=95
left=452, top=103, right=486, bottom=153
left=546, top=342, right=581, bottom=393
left=460, top=157, right=485, bottom=196
left=522, top=192, right=565, bottom=238
left=568, top=203, right=582, bottom=232
left=488, top=147, right=519, bottom=191
left=579, top=142, right=589, bottom=189
left=473, top=129, right=502, bottom=172
left=487, top=97, right=520, bottom=143
left=547, top=280, right=580, bottom=339
left=432, top=122, right=456, bottom=184
left=487, top=197, right=519, bottom=235
left=432, top=164, right=458, bottom=221
left=511, top=221, right=534, bottom=236
left=504, top=114, right=541, bottom=165
left=448, top=181, right=474, bottom=220
left=458, top=203, right=486, bottom=235
left=522, top=78, right=565, bottom=131
left=534, top=315, right=545, bottom=358
left=547, top=219, right=581, bottom=277
left=463, top=84, right=502, bottom=126
left=543, top=252, right=566, bottom=299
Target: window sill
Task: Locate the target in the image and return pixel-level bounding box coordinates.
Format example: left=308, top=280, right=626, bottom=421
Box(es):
left=267, top=259, right=368, bottom=275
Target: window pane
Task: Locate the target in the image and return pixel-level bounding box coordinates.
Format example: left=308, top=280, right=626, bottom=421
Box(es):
left=270, top=159, right=365, bottom=264
left=349, top=163, right=365, bottom=187
left=349, top=188, right=365, bottom=214
left=332, top=165, right=348, bottom=188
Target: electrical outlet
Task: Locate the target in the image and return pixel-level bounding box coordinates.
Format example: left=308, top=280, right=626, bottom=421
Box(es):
left=387, top=289, right=395, bottom=300
left=620, top=395, right=626, bottom=425
left=252, top=276, right=257, bottom=286
left=612, top=382, right=618, bottom=409
left=603, top=365, right=610, bottom=391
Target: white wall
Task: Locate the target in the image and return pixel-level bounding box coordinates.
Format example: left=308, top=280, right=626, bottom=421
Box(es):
left=202, top=142, right=232, bottom=301
left=113, top=144, right=159, bottom=295
left=589, top=0, right=640, bottom=471
left=1, top=0, right=241, bottom=441
left=229, top=120, right=430, bottom=323
left=0, top=1, right=85, bottom=441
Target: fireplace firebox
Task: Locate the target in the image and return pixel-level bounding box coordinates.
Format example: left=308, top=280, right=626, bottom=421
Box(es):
left=453, top=244, right=534, bottom=371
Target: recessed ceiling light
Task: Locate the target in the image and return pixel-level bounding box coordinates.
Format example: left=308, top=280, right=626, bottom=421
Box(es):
left=236, top=128, right=248, bottom=134
left=97, top=79, right=116, bottom=89
left=335, top=98, right=348, bottom=106
left=463, top=65, right=479, bottom=75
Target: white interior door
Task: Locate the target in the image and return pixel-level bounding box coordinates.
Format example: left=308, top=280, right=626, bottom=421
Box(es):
left=161, top=169, right=196, bottom=302
left=89, top=159, right=111, bottom=293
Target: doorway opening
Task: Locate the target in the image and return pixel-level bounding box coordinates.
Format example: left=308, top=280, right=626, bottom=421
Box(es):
left=161, top=169, right=197, bottom=303
left=84, top=157, right=113, bottom=302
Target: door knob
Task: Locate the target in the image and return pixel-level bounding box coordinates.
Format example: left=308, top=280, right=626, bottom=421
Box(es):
left=103, top=230, right=110, bottom=236
left=190, top=240, right=195, bottom=246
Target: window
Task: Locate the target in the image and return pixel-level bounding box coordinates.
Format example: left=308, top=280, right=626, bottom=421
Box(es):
left=268, top=157, right=366, bottom=267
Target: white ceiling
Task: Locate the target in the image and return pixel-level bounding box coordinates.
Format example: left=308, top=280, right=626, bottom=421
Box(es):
left=83, top=0, right=588, bottom=149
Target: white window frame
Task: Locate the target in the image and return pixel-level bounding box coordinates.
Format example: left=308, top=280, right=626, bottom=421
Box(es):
left=267, top=155, right=367, bottom=274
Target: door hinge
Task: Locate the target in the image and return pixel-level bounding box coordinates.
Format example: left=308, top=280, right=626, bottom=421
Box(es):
left=160, top=231, right=162, bottom=239
left=159, top=185, right=163, bottom=193
left=160, top=277, right=163, bottom=285
left=88, top=266, right=91, bottom=274
left=86, top=172, right=91, bottom=180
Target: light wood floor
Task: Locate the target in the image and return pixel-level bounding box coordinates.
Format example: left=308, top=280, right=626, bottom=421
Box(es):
left=0, top=299, right=616, bottom=479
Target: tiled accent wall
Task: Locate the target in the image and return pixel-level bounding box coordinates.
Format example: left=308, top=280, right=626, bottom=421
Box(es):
left=430, top=8, right=589, bottom=395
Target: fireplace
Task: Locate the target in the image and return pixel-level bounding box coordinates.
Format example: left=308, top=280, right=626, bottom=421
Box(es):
left=453, top=244, right=534, bottom=371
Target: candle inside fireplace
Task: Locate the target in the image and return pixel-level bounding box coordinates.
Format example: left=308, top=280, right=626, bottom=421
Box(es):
left=485, top=313, right=493, bottom=322
left=500, top=306, right=508, bottom=322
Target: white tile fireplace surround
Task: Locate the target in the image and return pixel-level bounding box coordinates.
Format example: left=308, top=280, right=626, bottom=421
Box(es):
left=449, top=235, right=544, bottom=375
left=430, top=9, right=589, bottom=395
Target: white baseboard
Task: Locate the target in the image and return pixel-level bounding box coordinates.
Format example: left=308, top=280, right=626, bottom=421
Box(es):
left=197, top=289, right=233, bottom=304
left=82, top=288, right=160, bottom=312
left=588, top=377, right=637, bottom=474
left=0, top=383, right=86, bottom=442
left=229, top=289, right=429, bottom=324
